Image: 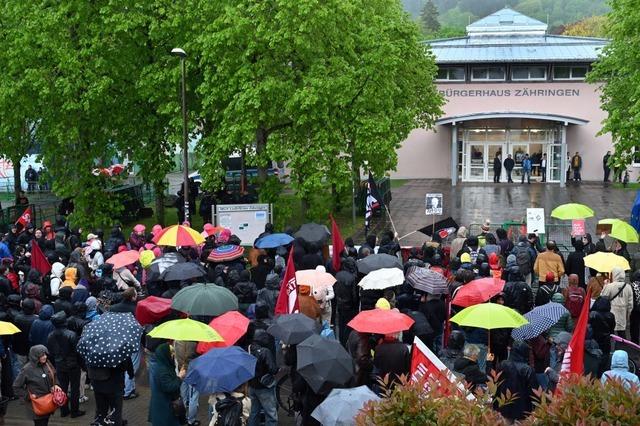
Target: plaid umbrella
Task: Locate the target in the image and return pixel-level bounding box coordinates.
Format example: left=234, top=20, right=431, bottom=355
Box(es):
left=511, top=302, right=569, bottom=340
left=207, top=245, right=245, bottom=262
left=406, top=267, right=448, bottom=294
left=78, top=312, right=143, bottom=368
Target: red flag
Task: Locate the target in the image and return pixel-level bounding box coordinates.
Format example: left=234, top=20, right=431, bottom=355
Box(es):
left=274, top=249, right=299, bottom=315
left=15, top=206, right=32, bottom=230
left=559, top=289, right=592, bottom=381
left=30, top=241, right=51, bottom=275
left=330, top=214, right=345, bottom=272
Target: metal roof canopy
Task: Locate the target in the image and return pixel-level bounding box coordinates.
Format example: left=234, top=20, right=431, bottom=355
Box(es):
left=466, top=8, right=547, bottom=36
left=436, top=112, right=589, bottom=126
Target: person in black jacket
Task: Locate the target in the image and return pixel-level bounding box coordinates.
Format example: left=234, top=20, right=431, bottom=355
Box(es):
left=589, top=296, right=616, bottom=375
left=503, top=154, right=515, bottom=183
left=502, top=263, right=533, bottom=314
left=453, top=343, right=493, bottom=392
left=493, top=152, right=502, bottom=183
left=47, top=311, right=85, bottom=418
left=248, top=329, right=278, bottom=426
left=566, top=239, right=586, bottom=288
left=54, top=286, right=74, bottom=315
left=439, top=330, right=465, bottom=371
left=89, top=358, right=134, bottom=426
left=495, top=341, right=539, bottom=422
left=256, top=273, right=280, bottom=318
left=109, top=288, right=137, bottom=314
left=373, top=335, right=410, bottom=389
left=419, top=294, right=446, bottom=354
left=334, top=258, right=359, bottom=347
left=13, top=299, right=38, bottom=368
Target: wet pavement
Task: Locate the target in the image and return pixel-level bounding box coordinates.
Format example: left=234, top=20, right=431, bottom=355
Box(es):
left=382, top=180, right=637, bottom=246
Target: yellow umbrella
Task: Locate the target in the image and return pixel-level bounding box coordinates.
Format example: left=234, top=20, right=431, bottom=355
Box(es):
left=598, top=218, right=639, bottom=243
left=550, top=203, right=595, bottom=220
left=584, top=252, right=630, bottom=273
left=0, top=321, right=20, bottom=335
left=148, top=318, right=224, bottom=342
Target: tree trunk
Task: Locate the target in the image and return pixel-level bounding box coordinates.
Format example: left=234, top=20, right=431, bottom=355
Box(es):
left=12, top=158, right=21, bottom=205
left=256, top=127, right=268, bottom=185
left=154, top=182, right=165, bottom=227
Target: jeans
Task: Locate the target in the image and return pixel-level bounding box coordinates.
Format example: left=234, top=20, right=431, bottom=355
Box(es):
left=58, top=369, right=81, bottom=415
left=11, top=351, right=25, bottom=381
left=95, top=391, right=123, bottom=426
left=573, top=170, right=581, bottom=181
left=124, top=347, right=141, bottom=397
left=506, top=170, right=513, bottom=182
left=248, top=386, right=278, bottom=426
left=146, top=351, right=157, bottom=392
left=475, top=344, right=488, bottom=373
left=521, top=170, right=531, bottom=184
left=180, top=381, right=200, bottom=424
left=541, top=167, right=546, bottom=182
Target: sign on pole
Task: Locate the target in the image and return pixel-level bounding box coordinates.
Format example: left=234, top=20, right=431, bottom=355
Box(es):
left=526, top=208, right=546, bottom=234
left=214, top=204, right=272, bottom=244
left=425, top=193, right=443, bottom=216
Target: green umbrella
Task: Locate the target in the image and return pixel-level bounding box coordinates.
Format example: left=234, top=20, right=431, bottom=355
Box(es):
left=550, top=203, right=595, bottom=220
left=598, top=218, right=639, bottom=243
left=148, top=318, right=224, bottom=342
left=171, top=283, right=239, bottom=316
left=450, top=303, right=528, bottom=330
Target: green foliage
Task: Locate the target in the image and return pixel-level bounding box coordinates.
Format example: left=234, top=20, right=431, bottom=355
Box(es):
left=523, top=374, right=640, bottom=425
left=421, top=0, right=441, bottom=34
left=588, top=0, right=640, bottom=173
left=424, top=25, right=467, bottom=40
left=562, top=15, right=609, bottom=37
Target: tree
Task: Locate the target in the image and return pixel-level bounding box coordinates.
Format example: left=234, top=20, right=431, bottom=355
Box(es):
left=587, top=0, right=638, bottom=173
left=421, top=0, right=442, bottom=34
left=562, top=15, right=609, bottom=37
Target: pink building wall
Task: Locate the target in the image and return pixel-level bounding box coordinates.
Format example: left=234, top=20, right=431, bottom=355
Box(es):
left=393, top=82, right=636, bottom=181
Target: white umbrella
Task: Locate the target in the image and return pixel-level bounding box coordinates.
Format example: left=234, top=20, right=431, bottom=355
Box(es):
left=311, top=385, right=380, bottom=426
left=358, top=267, right=404, bottom=290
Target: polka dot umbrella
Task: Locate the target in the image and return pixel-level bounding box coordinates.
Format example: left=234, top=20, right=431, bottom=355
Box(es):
left=77, top=312, right=143, bottom=368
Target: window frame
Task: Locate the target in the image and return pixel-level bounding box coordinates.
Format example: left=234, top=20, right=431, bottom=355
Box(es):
left=435, top=66, right=466, bottom=82
left=552, top=65, right=589, bottom=81
left=470, top=66, right=506, bottom=82
left=511, top=65, right=547, bottom=81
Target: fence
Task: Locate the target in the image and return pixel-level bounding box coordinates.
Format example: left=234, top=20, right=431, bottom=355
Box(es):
left=468, top=221, right=574, bottom=256
left=0, top=202, right=61, bottom=233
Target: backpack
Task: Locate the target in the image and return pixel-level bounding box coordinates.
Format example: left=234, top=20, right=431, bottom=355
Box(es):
left=503, top=281, right=531, bottom=314
left=214, top=394, right=243, bottom=426
left=565, top=286, right=585, bottom=318
left=469, top=248, right=479, bottom=263
left=514, top=246, right=532, bottom=276
left=535, top=284, right=559, bottom=307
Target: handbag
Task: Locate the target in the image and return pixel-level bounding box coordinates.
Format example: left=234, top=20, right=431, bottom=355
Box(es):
left=29, top=363, right=67, bottom=416
left=171, top=396, right=186, bottom=422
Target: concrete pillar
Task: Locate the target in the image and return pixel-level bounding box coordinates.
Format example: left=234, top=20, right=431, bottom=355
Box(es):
left=560, top=124, right=567, bottom=188
left=451, top=124, right=458, bottom=186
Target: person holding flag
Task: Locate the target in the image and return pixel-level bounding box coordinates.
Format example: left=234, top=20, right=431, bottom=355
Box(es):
left=365, top=173, right=382, bottom=235
left=274, top=249, right=299, bottom=315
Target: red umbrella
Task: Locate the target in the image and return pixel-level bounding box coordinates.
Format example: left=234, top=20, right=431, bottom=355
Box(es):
left=196, top=311, right=250, bottom=354
left=106, top=250, right=140, bottom=269
left=135, top=296, right=173, bottom=326
left=347, top=309, right=414, bottom=335
left=451, top=277, right=505, bottom=308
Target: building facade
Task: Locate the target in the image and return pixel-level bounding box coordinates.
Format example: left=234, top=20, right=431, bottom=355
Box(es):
left=394, top=8, right=633, bottom=185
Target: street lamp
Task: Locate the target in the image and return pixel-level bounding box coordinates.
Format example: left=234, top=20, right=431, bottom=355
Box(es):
left=171, top=47, right=190, bottom=223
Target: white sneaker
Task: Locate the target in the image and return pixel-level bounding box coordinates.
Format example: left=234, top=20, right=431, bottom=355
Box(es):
left=79, top=396, right=89, bottom=404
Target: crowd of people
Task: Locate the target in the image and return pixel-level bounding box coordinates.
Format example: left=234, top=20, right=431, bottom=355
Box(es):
left=0, top=215, right=638, bottom=425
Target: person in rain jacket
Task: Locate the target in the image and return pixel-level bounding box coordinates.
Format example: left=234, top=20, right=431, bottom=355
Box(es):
left=29, top=304, right=56, bottom=348
left=600, top=267, right=634, bottom=337
left=589, top=296, right=616, bottom=375
left=439, top=330, right=465, bottom=371
left=256, top=273, right=280, bottom=318
left=334, top=257, right=359, bottom=347
left=60, top=267, right=78, bottom=290
left=248, top=329, right=278, bottom=426
left=450, top=227, right=468, bottom=259
left=129, top=224, right=146, bottom=251
left=548, top=293, right=575, bottom=339
left=602, top=350, right=640, bottom=390
left=113, top=265, right=141, bottom=292
left=49, top=262, right=65, bottom=298
left=54, top=286, right=74, bottom=315
left=149, top=343, right=185, bottom=426
left=85, top=296, right=100, bottom=321
left=495, top=341, right=539, bottom=422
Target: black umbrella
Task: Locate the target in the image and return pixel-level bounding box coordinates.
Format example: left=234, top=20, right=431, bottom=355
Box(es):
left=418, top=217, right=459, bottom=237
left=267, top=313, right=319, bottom=345
left=356, top=253, right=402, bottom=274
left=294, top=223, right=330, bottom=245
left=297, top=334, right=354, bottom=394
left=77, top=312, right=143, bottom=368
left=160, top=261, right=207, bottom=282
left=146, top=252, right=186, bottom=282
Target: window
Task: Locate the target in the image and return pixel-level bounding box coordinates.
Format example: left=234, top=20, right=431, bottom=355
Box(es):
left=511, top=65, right=547, bottom=81
left=471, top=66, right=505, bottom=81
left=436, top=66, right=465, bottom=82
left=553, top=65, right=589, bottom=80
left=633, top=148, right=640, bottom=167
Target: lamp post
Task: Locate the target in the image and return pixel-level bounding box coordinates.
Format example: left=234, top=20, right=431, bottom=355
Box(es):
left=171, top=47, right=189, bottom=223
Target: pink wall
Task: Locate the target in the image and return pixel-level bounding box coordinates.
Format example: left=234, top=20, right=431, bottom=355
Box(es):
left=393, top=82, right=636, bottom=181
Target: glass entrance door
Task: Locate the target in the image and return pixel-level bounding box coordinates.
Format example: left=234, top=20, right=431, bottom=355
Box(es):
left=548, top=144, right=562, bottom=182
left=487, top=144, right=503, bottom=182
left=510, top=144, right=528, bottom=181
left=467, top=143, right=485, bottom=181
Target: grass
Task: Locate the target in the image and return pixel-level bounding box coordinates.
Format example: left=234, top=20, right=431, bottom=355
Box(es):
left=612, top=182, right=640, bottom=190
left=390, top=179, right=408, bottom=189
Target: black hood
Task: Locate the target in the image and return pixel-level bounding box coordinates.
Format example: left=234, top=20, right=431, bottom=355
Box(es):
left=51, top=311, right=68, bottom=328
left=508, top=340, right=530, bottom=363
left=98, top=263, right=114, bottom=275
left=264, top=273, right=280, bottom=290
left=22, top=299, right=36, bottom=315
left=591, top=296, right=611, bottom=313
left=448, top=330, right=465, bottom=351
left=341, top=257, right=358, bottom=274
left=7, top=294, right=21, bottom=307
left=28, top=345, right=48, bottom=364
left=27, top=269, right=42, bottom=284
left=252, top=329, right=272, bottom=348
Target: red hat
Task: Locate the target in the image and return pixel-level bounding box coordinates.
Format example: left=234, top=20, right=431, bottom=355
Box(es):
left=545, top=272, right=555, bottom=282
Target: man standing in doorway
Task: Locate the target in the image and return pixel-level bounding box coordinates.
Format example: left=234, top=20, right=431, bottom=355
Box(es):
left=24, top=165, right=37, bottom=193
left=571, top=151, right=582, bottom=182
left=540, top=153, right=547, bottom=182
left=493, top=152, right=502, bottom=183
left=521, top=154, right=532, bottom=184
left=504, top=154, right=515, bottom=183
left=603, top=151, right=612, bottom=182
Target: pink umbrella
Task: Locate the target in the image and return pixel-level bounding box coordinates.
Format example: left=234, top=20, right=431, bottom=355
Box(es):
left=106, top=250, right=140, bottom=269
left=296, top=266, right=337, bottom=291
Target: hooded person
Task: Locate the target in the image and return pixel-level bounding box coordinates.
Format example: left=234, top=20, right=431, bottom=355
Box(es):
left=49, top=262, right=65, bottom=298
left=129, top=224, right=146, bottom=251
left=256, top=273, right=280, bottom=318
left=439, top=330, right=465, bottom=371
left=333, top=257, right=359, bottom=346
left=54, top=286, right=74, bottom=315
left=450, top=227, right=468, bottom=259
left=85, top=296, right=100, bottom=321
left=565, top=239, right=586, bottom=287
left=13, top=345, right=60, bottom=424
left=502, top=257, right=533, bottom=314
left=547, top=293, right=574, bottom=339
left=149, top=343, right=184, bottom=426
left=602, top=350, right=640, bottom=390
left=459, top=252, right=473, bottom=271
left=67, top=301, right=89, bottom=335
left=298, top=285, right=321, bottom=321
left=233, top=269, right=258, bottom=313
left=29, top=304, right=55, bottom=348
left=544, top=331, right=572, bottom=390
left=60, top=267, right=78, bottom=290
left=248, top=328, right=279, bottom=426
left=13, top=299, right=39, bottom=364
left=584, top=326, right=603, bottom=378
left=589, top=296, right=616, bottom=373
left=600, top=267, right=634, bottom=337
left=71, top=278, right=90, bottom=304
left=495, top=341, right=539, bottom=422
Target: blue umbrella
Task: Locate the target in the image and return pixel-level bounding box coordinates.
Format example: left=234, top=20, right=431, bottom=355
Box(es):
left=184, top=346, right=257, bottom=394
left=78, top=312, right=143, bottom=368
left=511, top=302, right=569, bottom=341
left=255, top=233, right=294, bottom=249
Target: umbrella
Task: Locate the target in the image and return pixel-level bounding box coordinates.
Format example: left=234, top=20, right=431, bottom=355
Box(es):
left=267, top=313, right=319, bottom=345
left=135, top=296, right=173, bottom=326
left=311, top=386, right=380, bottom=426
left=0, top=321, right=20, bottom=335
left=294, top=223, right=330, bottom=245
left=347, top=308, right=414, bottom=335
left=207, top=245, right=245, bottom=263
left=584, top=252, right=631, bottom=273
left=106, top=250, right=140, bottom=269
left=511, top=302, right=569, bottom=340
left=418, top=217, right=459, bottom=237
left=171, top=283, right=239, bottom=316
left=196, top=311, right=251, bottom=354
left=160, top=262, right=207, bottom=282
left=296, top=267, right=337, bottom=291
left=598, top=218, right=639, bottom=243
left=255, top=233, right=294, bottom=249
left=77, top=312, right=143, bottom=368
left=450, top=303, right=528, bottom=330
left=451, top=277, right=505, bottom=307
left=356, top=254, right=402, bottom=274
left=550, top=203, right=595, bottom=220
left=148, top=318, right=223, bottom=342
left=202, top=224, right=225, bottom=238
left=185, top=346, right=256, bottom=394
left=297, top=334, right=354, bottom=394
left=357, top=268, right=404, bottom=290
left=406, top=267, right=448, bottom=294
left=153, top=225, right=205, bottom=247
left=146, top=252, right=186, bottom=282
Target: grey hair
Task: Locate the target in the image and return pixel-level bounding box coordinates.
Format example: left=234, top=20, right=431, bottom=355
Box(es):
left=463, top=344, right=480, bottom=359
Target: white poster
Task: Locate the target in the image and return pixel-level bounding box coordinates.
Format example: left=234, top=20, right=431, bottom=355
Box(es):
left=425, top=193, right=443, bottom=216
left=526, top=208, right=546, bottom=234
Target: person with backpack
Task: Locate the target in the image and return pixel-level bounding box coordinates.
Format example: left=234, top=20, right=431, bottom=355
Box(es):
left=247, top=329, right=278, bottom=426
left=547, top=293, right=575, bottom=367
left=511, top=236, right=535, bottom=285
left=150, top=343, right=186, bottom=426
left=494, top=341, right=539, bottom=422
left=600, top=267, right=634, bottom=338
left=502, top=255, right=533, bottom=314
left=563, top=274, right=587, bottom=319
left=533, top=240, right=564, bottom=288
left=535, top=272, right=560, bottom=307
left=208, top=383, right=251, bottom=426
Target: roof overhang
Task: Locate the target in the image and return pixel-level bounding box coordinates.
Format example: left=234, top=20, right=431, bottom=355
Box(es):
left=436, top=112, right=589, bottom=126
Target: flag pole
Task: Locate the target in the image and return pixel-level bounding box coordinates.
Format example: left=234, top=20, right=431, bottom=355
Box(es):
left=385, top=206, right=398, bottom=237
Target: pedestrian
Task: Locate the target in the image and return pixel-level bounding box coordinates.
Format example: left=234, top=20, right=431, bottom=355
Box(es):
left=521, top=154, right=532, bottom=184
left=494, top=341, right=539, bottom=422
left=452, top=344, right=492, bottom=392
left=496, top=228, right=513, bottom=256
left=566, top=153, right=572, bottom=182
left=601, top=350, right=640, bottom=390
left=563, top=274, right=587, bottom=319
left=438, top=330, right=465, bottom=371
left=149, top=343, right=186, bottom=426
left=533, top=241, right=565, bottom=290
left=566, top=239, right=586, bottom=288
left=503, top=154, right=515, bottom=183
left=502, top=257, right=533, bottom=314
left=13, top=298, right=39, bottom=368
left=540, top=153, right=547, bottom=182
left=248, top=329, right=278, bottom=426
left=589, top=296, right=616, bottom=376
left=25, top=165, right=37, bottom=193
left=256, top=272, right=280, bottom=318
left=29, top=305, right=55, bottom=348
left=53, top=286, right=73, bottom=315
left=571, top=151, right=582, bottom=182
left=373, top=333, right=410, bottom=389
left=535, top=272, right=560, bottom=307
left=600, top=267, right=634, bottom=338
left=88, top=357, right=133, bottom=426
left=603, top=150, right=612, bottom=182
left=493, top=152, right=501, bottom=183
left=450, top=226, right=468, bottom=259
